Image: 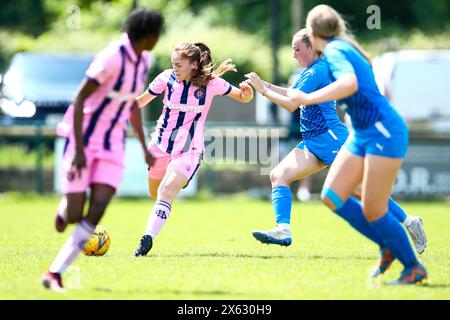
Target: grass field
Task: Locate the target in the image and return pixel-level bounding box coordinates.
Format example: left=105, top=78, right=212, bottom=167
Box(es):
left=0, top=193, right=449, bottom=300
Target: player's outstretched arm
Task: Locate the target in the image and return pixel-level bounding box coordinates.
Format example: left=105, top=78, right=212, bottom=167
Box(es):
left=136, top=91, right=158, bottom=108
left=263, top=81, right=289, bottom=96
left=245, top=72, right=302, bottom=112
left=302, top=73, right=358, bottom=105
left=244, top=72, right=289, bottom=96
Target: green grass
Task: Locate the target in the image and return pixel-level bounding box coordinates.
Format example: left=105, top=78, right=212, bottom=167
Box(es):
left=0, top=194, right=449, bottom=300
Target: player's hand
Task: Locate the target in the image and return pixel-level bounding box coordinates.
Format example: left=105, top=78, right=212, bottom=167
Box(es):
left=71, top=150, right=86, bottom=179
left=244, top=72, right=267, bottom=94
left=144, top=150, right=156, bottom=167
left=239, top=81, right=253, bottom=102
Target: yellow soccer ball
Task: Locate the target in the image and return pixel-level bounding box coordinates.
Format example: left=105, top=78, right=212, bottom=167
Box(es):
left=82, top=225, right=111, bottom=256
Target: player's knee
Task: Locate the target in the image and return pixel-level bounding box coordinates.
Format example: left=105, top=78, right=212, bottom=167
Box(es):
left=320, top=187, right=344, bottom=211
left=361, top=202, right=385, bottom=222
left=270, top=168, right=287, bottom=187
left=158, top=183, right=178, bottom=201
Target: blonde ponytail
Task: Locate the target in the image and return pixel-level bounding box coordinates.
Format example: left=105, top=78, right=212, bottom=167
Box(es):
left=306, top=4, right=371, bottom=64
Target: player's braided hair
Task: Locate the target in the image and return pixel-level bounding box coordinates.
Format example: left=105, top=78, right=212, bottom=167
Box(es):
left=174, top=42, right=236, bottom=87
left=123, top=8, right=164, bottom=42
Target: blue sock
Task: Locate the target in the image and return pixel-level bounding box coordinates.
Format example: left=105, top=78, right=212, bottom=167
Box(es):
left=272, top=186, right=292, bottom=224
left=388, top=198, right=407, bottom=223
left=370, top=212, right=417, bottom=268
left=334, top=197, right=384, bottom=247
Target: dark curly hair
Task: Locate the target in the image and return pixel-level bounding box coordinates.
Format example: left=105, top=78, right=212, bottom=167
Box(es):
left=123, top=8, right=164, bottom=42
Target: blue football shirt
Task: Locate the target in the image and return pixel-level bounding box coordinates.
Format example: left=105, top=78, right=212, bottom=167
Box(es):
left=323, top=38, right=395, bottom=130
left=291, top=58, right=342, bottom=139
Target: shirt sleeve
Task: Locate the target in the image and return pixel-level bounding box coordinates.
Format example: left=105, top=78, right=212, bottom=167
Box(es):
left=325, top=48, right=355, bottom=80
left=209, top=77, right=232, bottom=96
left=85, top=49, right=120, bottom=86
left=147, top=70, right=169, bottom=96
left=291, top=68, right=322, bottom=94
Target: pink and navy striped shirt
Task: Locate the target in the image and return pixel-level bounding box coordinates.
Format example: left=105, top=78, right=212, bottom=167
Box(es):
left=145, top=69, right=232, bottom=155
left=57, top=33, right=151, bottom=153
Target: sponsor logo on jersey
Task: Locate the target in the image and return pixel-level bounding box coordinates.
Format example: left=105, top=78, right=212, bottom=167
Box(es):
left=166, top=103, right=202, bottom=113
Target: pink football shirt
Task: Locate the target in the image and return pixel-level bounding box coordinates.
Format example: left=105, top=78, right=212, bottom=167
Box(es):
left=144, top=69, right=232, bottom=155
left=57, top=33, right=151, bottom=153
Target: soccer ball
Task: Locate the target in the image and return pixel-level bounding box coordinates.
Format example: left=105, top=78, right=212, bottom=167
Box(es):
left=82, top=225, right=111, bottom=256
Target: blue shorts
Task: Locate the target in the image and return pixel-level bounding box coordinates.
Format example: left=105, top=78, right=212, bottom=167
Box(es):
left=345, top=113, right=408, bottom=158
left=296, top=123, right=349, bottom=165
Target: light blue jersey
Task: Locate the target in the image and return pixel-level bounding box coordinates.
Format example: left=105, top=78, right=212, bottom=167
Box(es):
left=291, top=59, right=342, bottom=139
left=291, top=58, right=348, bottom=165
left=323, top=39, right=408, bottom=158
left=323, top=39, right=395, bottom=130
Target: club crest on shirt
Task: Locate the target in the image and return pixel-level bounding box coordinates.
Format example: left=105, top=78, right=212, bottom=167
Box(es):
left=194, top=87, right=206, bottom=100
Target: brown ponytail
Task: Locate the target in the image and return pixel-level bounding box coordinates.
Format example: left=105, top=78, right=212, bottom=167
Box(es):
left=173, top=42, right=236, bottom=87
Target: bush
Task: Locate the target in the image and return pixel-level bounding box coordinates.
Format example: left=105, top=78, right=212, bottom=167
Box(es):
left=0, top=143, right=54, bottom=169
left=1, top=1, right=449, bottom=83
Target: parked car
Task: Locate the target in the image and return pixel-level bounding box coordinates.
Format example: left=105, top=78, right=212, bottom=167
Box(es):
left=372, top=50, right=450, bottom=123
left=0, top=52, right=93, bottom=124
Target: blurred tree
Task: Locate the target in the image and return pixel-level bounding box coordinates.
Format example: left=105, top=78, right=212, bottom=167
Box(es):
left=2, top=0, right=448, bottom=38
left=183, top=0, right=450, bottom=41
left=0, top=0, right=52, bottom=35
left=291, top=0, right=303, bottom=34
left=410, top=0, right=450, bottom=30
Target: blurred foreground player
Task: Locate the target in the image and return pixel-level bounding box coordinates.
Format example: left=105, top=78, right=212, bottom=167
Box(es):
left=41, top=9, right=164, bottom=292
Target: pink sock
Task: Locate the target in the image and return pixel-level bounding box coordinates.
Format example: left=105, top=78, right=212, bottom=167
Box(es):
left=144, top=200, right=172, bottom=238
left=49, top=219, right=95, bottom=274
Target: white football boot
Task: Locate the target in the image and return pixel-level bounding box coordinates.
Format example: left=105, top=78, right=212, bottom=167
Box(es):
left=405, top=216, right=427, bottom=254
left=252, top=225, right=292, bottom=247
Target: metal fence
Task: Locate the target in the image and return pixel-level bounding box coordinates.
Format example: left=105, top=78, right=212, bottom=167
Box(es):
left=1, top=122, right=449, bottom=199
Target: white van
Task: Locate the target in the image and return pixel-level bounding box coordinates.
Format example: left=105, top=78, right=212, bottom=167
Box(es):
left=372, top=50, right=450, bottom=123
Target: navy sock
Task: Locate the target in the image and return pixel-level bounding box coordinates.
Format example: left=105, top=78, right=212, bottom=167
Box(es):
left=370, top=211, right=417, bottom=268
left=272, top=186, right=292, bottom=224
left=388, top=198, right=407, bottom=223
left=334, top=197, right=384, bottom=247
